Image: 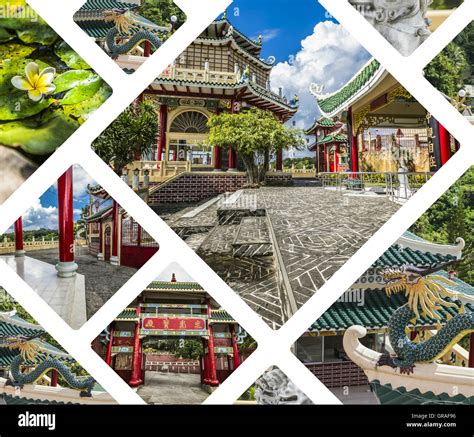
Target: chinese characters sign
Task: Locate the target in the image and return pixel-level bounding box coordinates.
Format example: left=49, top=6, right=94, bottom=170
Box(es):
left=141, top=315, right=208, bottom=336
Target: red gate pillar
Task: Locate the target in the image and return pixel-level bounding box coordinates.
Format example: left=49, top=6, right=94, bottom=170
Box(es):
left=56, top=167, right=78, bottom=277
left=229, top=324, right=241, bottom=370
left=228, top=148, right=237, bottom=171
left=14, top=218, right=25, bottom=257
left=206, top=302, right=219, bottom=386
left=213, top=147, right=222, bottom=171
left=144, top=41, right=151, bottom=57
left=438, top=122, right=452, bottom=166
left=105, top=323, right=115, bottom=366
left=276, top=149, right=283, bottom=171
left=110, top=200, right=120, bottom=266
left=157, top=104, right=168, bottom=164
left=469, top=333, right=474, bottom=368
left=129, top=305, right=143, bottom=387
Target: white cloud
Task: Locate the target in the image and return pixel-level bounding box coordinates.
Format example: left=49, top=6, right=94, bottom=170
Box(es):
left=270, top=21, right=372, bottom=157
left=22, top=198, right=58, bottom=231
left=73, top=164, right=95, bottom=199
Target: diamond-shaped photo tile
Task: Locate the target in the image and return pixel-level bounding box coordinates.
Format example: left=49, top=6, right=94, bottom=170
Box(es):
left=0, top=164, right=159, bottom=328
left=424, top=20, right=473, bottom=116
left=236, top=366, right=312, bottom=405
left=348, top=0, right=464, bottom=56
left=91, top=263, right=256, bottom=404
left=89, top=1, right=463, bottom=330
left=0, top=286, right=115, bottom=404
left=0, top=0, right=112, bottom=203
left=294, top=167, right=473, bottom=405
left=72, top=0, right=185, bottom=73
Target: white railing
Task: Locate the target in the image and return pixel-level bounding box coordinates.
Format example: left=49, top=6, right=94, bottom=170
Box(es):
left=159, top=65, right=239, bottom=84
left=319, top=171, right=434, bottom=202
left=126, top=160, right=192, bottom=184
left=0, top=239, right=88, bottom=254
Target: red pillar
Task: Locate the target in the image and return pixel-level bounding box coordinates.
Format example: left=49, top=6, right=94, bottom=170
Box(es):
left=438, top=122, right=452, bottom=166
left=98, top=221, right=104, bottom=260
left=229, top=324, right=241, bottom=371
left=105, top=323, right=114, bottom=366
left=157, top=104, right=167, bottom=164
left=129, top=304, right=143, bottom=387
left=110, top=200, right=119, bottom=266
left=324, top=144, right=329, bottom=172
left=205, top=302, right=219, bottom=386
left=50, top=370, right=58, bottom=387
left=213, top=147, right=222, bottom=171
left=228, top=148, right=237, bottom=171
left=14, top=218, right=25, bottom=257
left=276, top=149, right=283, bottom=171
left=335, top=145, right=339, bottom=172
left=56, top=167, right=77, bottom=277
left=469, top=333, right=474, bottom=368
left=144, top=41, right=151, bottom=57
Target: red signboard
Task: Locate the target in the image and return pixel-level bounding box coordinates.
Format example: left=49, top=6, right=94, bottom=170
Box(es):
left=142, top=316, right=206, bottom=332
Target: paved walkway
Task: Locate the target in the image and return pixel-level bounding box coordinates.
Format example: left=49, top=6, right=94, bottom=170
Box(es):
left=330, top=385, right=380, bottom=405
left=137, top=372, right=209, bottom=404
left=27, top=247, right=137, bottom=318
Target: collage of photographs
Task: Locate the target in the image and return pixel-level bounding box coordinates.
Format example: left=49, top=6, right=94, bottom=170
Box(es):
left=0, top=0, right=472, bottom=432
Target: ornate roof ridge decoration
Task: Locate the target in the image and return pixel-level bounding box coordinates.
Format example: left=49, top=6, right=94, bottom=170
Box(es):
left=396, top=232, right=465, bottom=260
left=305, top=116, right=341, bottom=134
left=83, top=204, right=113, bottom=222
left=146, top=281, right=205, bottom=291
left=210, top=308, right=236, bottom=323
left=343, top=325, right=474, bottom=400
left=209, top=17, right=263, bottom=52
left=74, top=0, right=139, bottom=22
left=310, top=58, right=387, bottom=118
left=0, top=311, right=45, bottom=332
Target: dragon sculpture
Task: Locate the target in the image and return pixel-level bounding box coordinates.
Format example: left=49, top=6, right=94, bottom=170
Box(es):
left=348, top=0, right=433, bottom=55
left=103, top=9, right=167, bottom=58
left=378, top=264, right=474, bottom=374
left=1, top=334, right=96, bottom=397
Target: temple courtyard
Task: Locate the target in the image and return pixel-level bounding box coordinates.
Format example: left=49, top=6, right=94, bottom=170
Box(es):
left=155, top=186, right=400, bottom=328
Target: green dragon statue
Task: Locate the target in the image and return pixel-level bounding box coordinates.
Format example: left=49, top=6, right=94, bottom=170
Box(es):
left=2, top=335, right=96, bottom=397
left=378, top=264, right=473, bottom=375
left=104, top=9, right=167, bottom=58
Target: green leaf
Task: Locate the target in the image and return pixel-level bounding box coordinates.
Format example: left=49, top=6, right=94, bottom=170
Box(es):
left=0, top=42, right=35, bottom=59
left=0, top=26, right=14, bottom=42
left=63, top=83, right=112, bottom=124
left=0, top=111, right=79, bottom=155
left=0, top=91, right=53, bottom=120
left=61, top=75, right=103, bottom=105
left=0, top=58, right=50, bottom=95
left=53, top=70, right=93, bottom=94
left=16, top=24, right=58, bottom=45
left=55, top=41, right=90, bottom=69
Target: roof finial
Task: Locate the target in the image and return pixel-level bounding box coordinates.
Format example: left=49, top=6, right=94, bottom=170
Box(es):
left=223, top=9, right=227, bottom=19
left=171, top=273, right=177, bottom=282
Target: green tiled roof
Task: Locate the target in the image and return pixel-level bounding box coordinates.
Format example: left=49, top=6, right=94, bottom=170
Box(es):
left=115, top=308, right=138, bottom=322
left=78, top=20, right=114, bottom=39
left=0, top=393, right=76, bottom=405
left=79, top=0, right=137, bottom=11
left=210, top=309, right=236, bottom=324
left=316, top=59, right=382, bottom=116
left=319, top=133, right=348, bottom=145
left=0, top=315, right=43, bottom=338
left=373, top=245, right=456, bottom=269
left=435, top=271, right=474, bottom=297
left=83, top=205, right=113, bottom=222
left=371, top=380, right=473, bottom=405
left=146, top=281, right=205, bottom=292
left=308, top=289, right=471, bottom=333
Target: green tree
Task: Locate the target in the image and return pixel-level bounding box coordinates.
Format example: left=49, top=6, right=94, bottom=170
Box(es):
left=207, top=108, right=305, bottom=185
left=92, top=102, right=158, bottom=175
left=429, top=0, right=463, bottom=9
left=139, top=0, right=186, bottom=28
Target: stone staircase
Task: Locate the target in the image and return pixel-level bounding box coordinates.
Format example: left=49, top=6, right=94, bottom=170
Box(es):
left=232, top=217, right=273, bottom=257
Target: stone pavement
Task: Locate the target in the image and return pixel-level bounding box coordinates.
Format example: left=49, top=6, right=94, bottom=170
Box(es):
left=330, top=385, right=380, bottom=405
left=137, top=371, right=209, bottom=404
left=27, top=246, right=137, bottom=318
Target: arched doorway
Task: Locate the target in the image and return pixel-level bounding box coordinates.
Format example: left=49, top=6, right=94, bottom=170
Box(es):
left=168, top=110, right=212, bottom=166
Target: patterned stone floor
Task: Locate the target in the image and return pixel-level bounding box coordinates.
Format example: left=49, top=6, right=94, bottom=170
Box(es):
left=258, top=187, right=400, bottom=308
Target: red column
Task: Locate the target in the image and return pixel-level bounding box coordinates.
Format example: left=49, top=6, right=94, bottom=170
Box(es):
left=129, top=304, right=143, bottom=387
left=144, top=41, right=151, bottom=57
left=56, top=167, right=77, bottom=277
left=228, top=148, right=237, bottom=171
left=469, top=333, right=474, bottom=368
left=229, top=324, right=241, bottom=370
left=110, top=200, right=119, bottom=266
left=213, top=147, right=222, bottom=171
left=438, top=122, right=452, bottom=166
left=276, top=149, right=283, bottom=171
left=105, top=323, right=114, bottom=366
left=206, top=302, right=219, bottom=386
left=98, top=221, right=104, bottom=260
left=335, top=146, right=339, bottom=172
left=14, top=218, right=25, bottom=257
left=157, top=104, right=167, bottom=164
left=324, top=145, right=329, bottom=172
left=50, top=370, right=58, bottom=387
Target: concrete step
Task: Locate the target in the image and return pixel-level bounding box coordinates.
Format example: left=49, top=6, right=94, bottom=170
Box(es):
left=232, top=217, right=273, bottom=257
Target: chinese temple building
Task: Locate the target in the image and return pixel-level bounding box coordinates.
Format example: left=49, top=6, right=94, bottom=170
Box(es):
left=0, top=307, right=113, bottom=404
left=309, top=58, right=459, bottom=173
left=74, top=2, right=298, bottom=180
left=297, top=231, right=474, bottom=402
left=306, top=117, right=348, bottom=173
left=96, top=278, right=246, bottom=390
